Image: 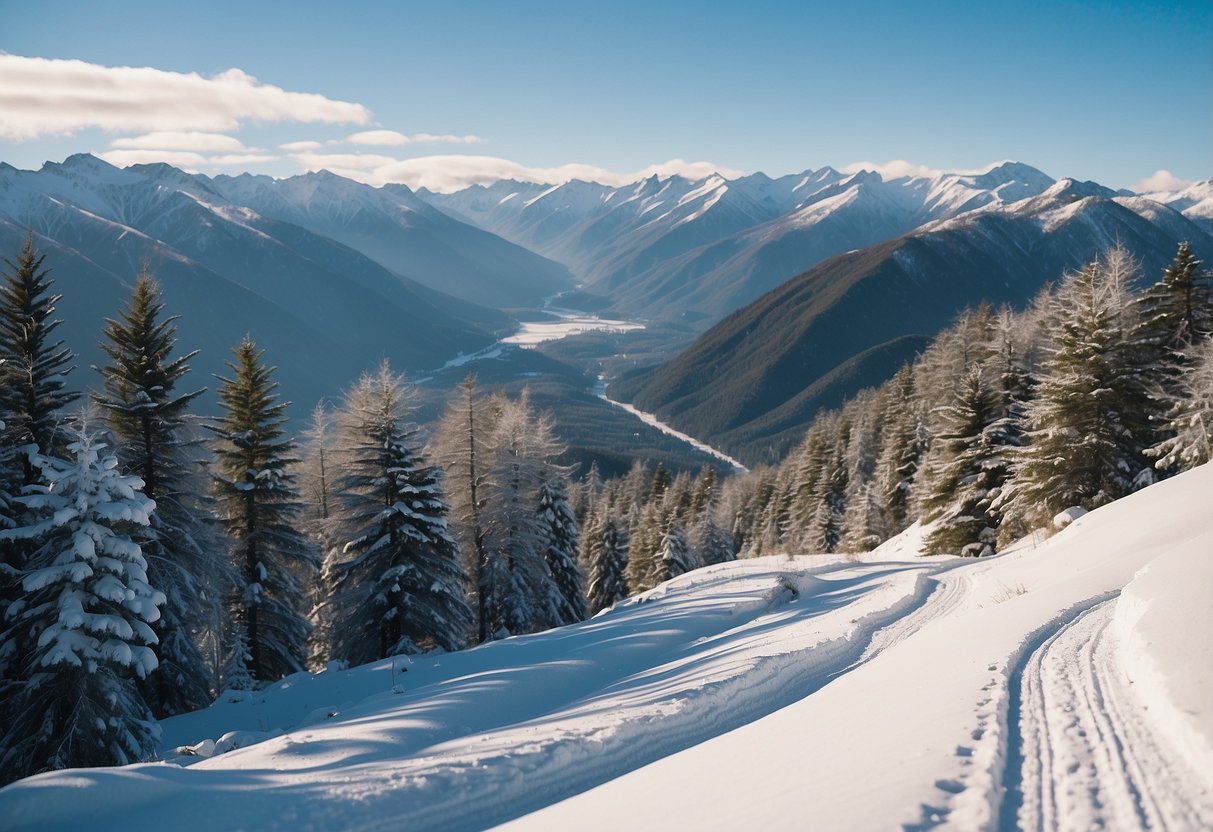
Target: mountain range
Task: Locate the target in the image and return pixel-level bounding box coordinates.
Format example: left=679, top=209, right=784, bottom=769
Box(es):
left=2, top=154, right=1209, bottom=469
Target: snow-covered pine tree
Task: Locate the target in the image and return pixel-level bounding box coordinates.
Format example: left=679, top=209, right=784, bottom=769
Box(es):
left=328, top=363, right=472, bottom=665
left=652, top=523, right=695, bottom=584
left=873, top=365, right=925, bottom=535
left=537, top=478, right=585, bottom=626
left=93, top=273, right=225, bottom=716
left=1132, top=242, right=1213, bottom=469
left=479, top=393, right=562, bottom=638
left=585, top=513, right=629, bottom=615
left=0, top=424, right=163, bottom=784
left=1150, top=336, right=1213, bottom=471
left=922, top=366, right=1014, bottom=556
left=691, top=511, right=736, bottom=566
left=998, top=251, right=1152, bottom=534
left=209, top=338, right=316, bottom=683
left=432, top=375, right=495, bottom=643
left=625, top=499, right=663, bottom=592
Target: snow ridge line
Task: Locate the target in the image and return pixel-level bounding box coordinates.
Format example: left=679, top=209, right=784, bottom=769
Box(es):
left=352, top=565, right=943, bottom=832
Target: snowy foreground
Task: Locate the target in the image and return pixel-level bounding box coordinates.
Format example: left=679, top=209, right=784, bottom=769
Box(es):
left=3, top=467, right=1212, bottom=831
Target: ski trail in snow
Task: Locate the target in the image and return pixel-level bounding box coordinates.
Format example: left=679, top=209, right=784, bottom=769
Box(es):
left=593, top=375, right=749, bottom=472
left=1003, top=598, right=1213, bottom=832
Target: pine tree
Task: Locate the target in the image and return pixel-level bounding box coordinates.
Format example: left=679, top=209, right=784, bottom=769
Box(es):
left=0, top=235, right=78, bottom=478
left=328, top=363, right=472, bottom=665
left=479, top=394, right=562, bottom=638
left=0, top=424, right=163, bottom=783
left=691, top=512, right=736, bottom=566
left=922, top=367, right=1014, bottom=556
left=998, top=252, right=1152, bottom=533
left=873, top=365, right=925, bottom=535
left=1150, top=336, right=1213, bottom=471
left=537, top=479, right=585, bottom=626
left=585, top=513, right=629, bottom=615
left=652, top=523, right=695, bottom=584
left=93, top=273, right=224, bottom=716
left=209, top=338, right=316, bottom=683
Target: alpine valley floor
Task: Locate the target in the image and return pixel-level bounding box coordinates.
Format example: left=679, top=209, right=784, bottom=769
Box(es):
left=2, top=465, right=1210, bottom=832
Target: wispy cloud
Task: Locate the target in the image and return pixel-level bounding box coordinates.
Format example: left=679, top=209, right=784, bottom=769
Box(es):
left=1129, top=169, right=1195, bottom=194
left=840, top=159, right=1005, bottom=179
left=286, top=152, right=743, bottom=191
left=98, top=148, right=278, bottom=169
left=279, top=140, right=324, bottom=152
left=0, top=53, right=371, bottom=140
left=342, top=130, right=484, bottom=147
left=109, top=131, right=250, bottom=152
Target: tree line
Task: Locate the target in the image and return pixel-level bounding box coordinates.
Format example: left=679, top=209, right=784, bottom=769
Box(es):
left=722, top=242, right=1213, bottom=558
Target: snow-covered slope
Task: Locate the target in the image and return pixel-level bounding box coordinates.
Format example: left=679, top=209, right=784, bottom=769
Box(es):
left=0, top=155, right=510, bottom=419
left=3, top=464, right=1210, bottom=832
left=1141, top=180, right=1213, bottom=233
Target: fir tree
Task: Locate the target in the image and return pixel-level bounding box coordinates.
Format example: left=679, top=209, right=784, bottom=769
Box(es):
left=93, top=273, right=224, bottom=716
left=652, top=523, right=695, bottom=584
left=998, top=252, right=1152, bottom=533
left=0, top=424, right=163, bottom=783
left=328, top=363, right=472, bottom=665
left=0, top=235, right=78, bottom=478
left=922, top=367, right=1014, bottom=556
left=691, top=513, right=736, bottom=566
left=1150, top=336, right=1213, bottom=471
left=209, top=338, right=316, bottom=683
left=585, top=514, right=629, bottom=615
left=537, top=479, right=585, bottom=626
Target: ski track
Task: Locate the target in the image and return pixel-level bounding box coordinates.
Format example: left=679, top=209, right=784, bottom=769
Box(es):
left=1002, top=598, right=1213, bottom=832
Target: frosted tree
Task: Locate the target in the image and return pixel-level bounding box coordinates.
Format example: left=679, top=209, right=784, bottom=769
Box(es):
left=998, top=252, right=1151, bottom=534
left=873, top=365, right=926, bottom=535
left=328, top=363, right=472, bottom=665
left=94, top=273, right=226, bottom=716
left=537, top=478, right=585, bottom=626
left=1150, top=336, right=1213, bottom=471
left=432, top=375, right=495, bottom=642
left=691, top=511, right=737, bottom=566
left=479, top=393, right=563, bottom=638
left=298, top=401, right=338, bottom=670
left=652, top=523, right=695, bottom=584
left=585, top=513, right=629, bottom=615
left=922, top=367, right=1015, bottom=556
left=0, top=424, right=163, bottom=783
left=210, top=338, right=316, bottom=683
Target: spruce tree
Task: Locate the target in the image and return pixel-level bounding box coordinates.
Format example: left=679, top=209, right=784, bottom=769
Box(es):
left=652, top=523, right=695, bottom=584
left=328, top=363, right=471, bottom=665
left=538, top=479, right=585, bottom=626
left=209, top=338, right=316, bottom=683
left=0, top=235, right=78, bottom=478
left=998, top=252, right=1152, bottom=533
left=922, top=367, right=1014, bottom=556
left=93, top=273, right=223, bottom=716
left=1150, top=336, right=1213, bottom=471
left=585, top=514, right=629, bottom=615
left=0, top=424, right=163, bottom=783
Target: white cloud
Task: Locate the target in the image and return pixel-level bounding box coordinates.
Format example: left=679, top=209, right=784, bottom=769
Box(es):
left=99, top=149, right=210, bottom=168
left=99, top=148, right=278, bottom=169
left=109, top=131, right=248, bottom=152
left=1129, top=169, right=1195, bottom=194
left=840, top=159, right=1004, bottom=179
left=341, top=130, right=485, bottom=147
left=0, top=53, right=372, bottom=140
left=287, top=152, right=744, bottom=192
left=279, top=140, right=324, bottom=152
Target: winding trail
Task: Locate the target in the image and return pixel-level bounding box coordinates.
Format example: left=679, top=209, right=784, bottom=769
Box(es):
left=1003, top=598, right=1213, bottom=832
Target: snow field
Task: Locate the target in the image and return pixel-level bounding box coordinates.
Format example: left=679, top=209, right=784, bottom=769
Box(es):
left=2, top=465, right=1210, bottom=832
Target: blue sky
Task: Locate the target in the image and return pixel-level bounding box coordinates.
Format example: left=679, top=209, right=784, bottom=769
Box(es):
left=1, top=0, right=1209, bottom=190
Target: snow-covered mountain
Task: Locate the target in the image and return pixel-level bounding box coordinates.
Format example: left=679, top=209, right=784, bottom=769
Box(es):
left=3, top=459, right=1210, bottom=831
left=421, top=162, right=1063, bottom=324
left=0, top=154, right=511, bottom=418
left=614, top=175, right=1213, bottom=463
left=1141, top=179, right=1213, bottom=233
left=207, top=170, right=574, bottom=308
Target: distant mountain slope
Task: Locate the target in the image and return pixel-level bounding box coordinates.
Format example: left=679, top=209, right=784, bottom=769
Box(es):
left=615, top=180, right=1213, bottom=464
left=421, top=162, right=1060, bottom=325
left=0, top=155, right=509, bottom=418
left=208, top=171, right=574, bottom=308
